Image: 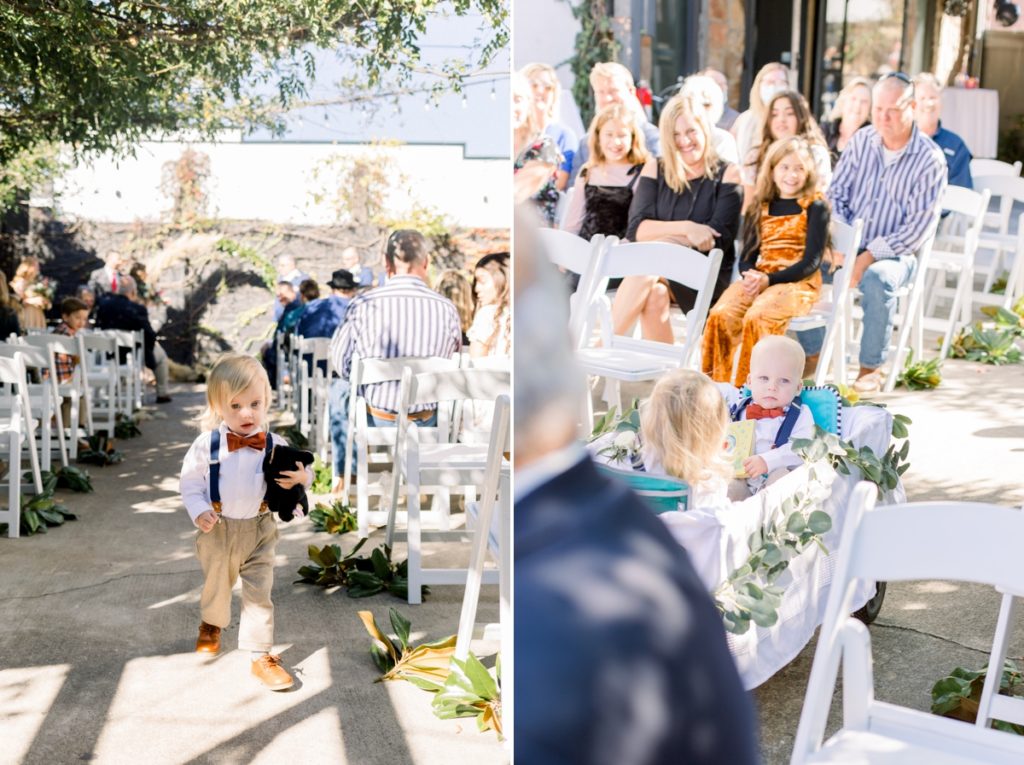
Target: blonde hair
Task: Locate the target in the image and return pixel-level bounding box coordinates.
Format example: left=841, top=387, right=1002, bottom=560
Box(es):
left=743, top=137, right=824, bottom=260
left=511, top=71, right=542, bottom=137
left=749, top=335, right=805, bottom=381
left=658, top=93, right=721, bottom=194
left=520, top=62, right=561, bottom=122
left=582, top=103, right=649, bottom=174
left=828, top=76, right=873, bottom=121
left=641, top=369, right=731, bottom=484
left=749, top=62, right=789, bottom=119
left=589, top=62, right=635, bottom=91
left=435, top=268, right=474, bottom=335
left=199, top=353, right=272, bottom=432
left=14, top=257, right=39, bottom=283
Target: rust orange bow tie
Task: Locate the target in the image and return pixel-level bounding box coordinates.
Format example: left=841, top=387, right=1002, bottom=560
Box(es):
left=226, top=431, right=267, bottom=452
left=746, top=403, right=785, bottom=420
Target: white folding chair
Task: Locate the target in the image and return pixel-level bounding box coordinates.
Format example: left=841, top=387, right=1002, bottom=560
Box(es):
left=292, top=336, right=329, bottom=446
left=790, top=218, right=863, bottom=386
left=972, top=174, right=1024, bottom=298
left=342, top=355, right=460, bottom=538
left=921, top=186, right=991, bottom=358
left=81, top=332, right=120, bottom=435
left=108, top=329, right=141, bottom=415
left=536, top=228, right=610, bottom=346
left=970, top=158, right=1022, bottom=179
left=574, top=240, right=722, bottom=421
left=0, top=342, right=68, bottom=471
left=0, top=354, right=44, bottom=536
left=385, top=367, right=510, bottom=604
left=22, top=333, right=93, bottom=444
left=455, top=396, right=510, bottom=661
left=793, top=484, right=1024, bottom=764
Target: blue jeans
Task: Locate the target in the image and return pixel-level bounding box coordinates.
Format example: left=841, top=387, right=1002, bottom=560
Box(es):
left=366, top=411, right=438, bottom=429
left=328, top=378, right=351, bottom=476
left=796, top=255, right=916, bottom=369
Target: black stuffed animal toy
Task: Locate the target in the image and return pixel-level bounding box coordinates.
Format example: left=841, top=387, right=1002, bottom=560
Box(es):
left=262, top=441, right=315, bottom=522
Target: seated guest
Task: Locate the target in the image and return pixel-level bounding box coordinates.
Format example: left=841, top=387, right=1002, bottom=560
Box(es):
left=913, top=72, right=972, bottom=189
left=702, top=137, right=829, bottom=384
left=820, top=76, right=873, bottom=166
left=797, top=74, right=946, bottom=394
left=327, top=230, right=461, bottom=484
left=95, top=275, right=172, bottom=404
left=513, top=71, right=561, bottom=226
left=12, top=257, right=49, bottom=330
left=434, top=269, right=474, bottom=346
left=741, top=90, right=832, bottom=207
left=339, top=246, right=376, bottom=290
left=469, top=253, right=510, bottom=358
left=571, top=61, right=662, bottom=184
left=88, top=250, right=126, bottom=299
left=732, top=62, right=790, bottom=165
left=612, top=93, right=742, bottom=342
left=719, top=335, right=815, bottom=501
left=560, top=102, right=650, bottom=243
left=52, top=297, right=90, bottom=383
left=521, top=62, right=579, bottom=192
left=682, top=74, right=740, bottom=164
left=701, top=66, right=741, bottom=131
left=273, top=254, right=310, bottom=321
left=75, top=285, right=96, bottom=314
left=297, top=270, right=355, bottom=339
left=0, top=272, right=23, bottom=339
left=263, top=280, right=304, bottom=388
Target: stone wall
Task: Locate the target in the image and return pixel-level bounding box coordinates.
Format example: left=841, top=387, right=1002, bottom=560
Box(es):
left=706, top=0, right=747, bottom=109
left=26, top=216, right=507, bottom=371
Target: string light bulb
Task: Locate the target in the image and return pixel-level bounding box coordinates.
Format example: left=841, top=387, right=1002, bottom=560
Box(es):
left=461, top=93, right=468, bottom=109
left=490, top=83, right=496, bottom=100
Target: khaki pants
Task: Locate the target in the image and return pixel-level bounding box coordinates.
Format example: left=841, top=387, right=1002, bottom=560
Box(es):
left=194, top=512, right=278, bottom=652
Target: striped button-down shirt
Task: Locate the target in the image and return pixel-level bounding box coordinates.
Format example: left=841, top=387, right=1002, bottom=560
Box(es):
left=828, top=124, right=947, bottom=259
left=328, top=274, right=462, bottom=412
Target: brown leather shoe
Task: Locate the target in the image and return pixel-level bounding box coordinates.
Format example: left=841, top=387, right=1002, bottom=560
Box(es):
left=251, top=654, right=294, bottom=690
left=195, top=621, right=221, bottom=653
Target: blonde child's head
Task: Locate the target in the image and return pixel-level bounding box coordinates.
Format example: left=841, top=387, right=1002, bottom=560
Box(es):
left=583, top=103, right=649, bottom=173
left=747, top=335, right=805, bottom=410
left=641, top=369, right=731, bottom=483
left=200, top=353, right=272, bottom=433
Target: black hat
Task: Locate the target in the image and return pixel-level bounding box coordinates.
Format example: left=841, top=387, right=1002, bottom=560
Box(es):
left=327, top=268, right=357, bottom=290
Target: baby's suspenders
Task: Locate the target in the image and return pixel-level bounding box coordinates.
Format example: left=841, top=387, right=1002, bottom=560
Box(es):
left=208, top=430, right=274, bottom=514
left=735, top=395, right=804, bottom=449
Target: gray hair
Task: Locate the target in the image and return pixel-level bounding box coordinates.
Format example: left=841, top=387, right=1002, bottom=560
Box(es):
left=513, top=206, right=586, bottom=449
left=682, top=74, right=725, bottom=126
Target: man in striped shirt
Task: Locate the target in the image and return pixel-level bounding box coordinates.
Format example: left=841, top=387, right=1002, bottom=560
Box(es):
left=801, top=73, right=946, bottom=394
left=326, top=229, right=462, bottom=478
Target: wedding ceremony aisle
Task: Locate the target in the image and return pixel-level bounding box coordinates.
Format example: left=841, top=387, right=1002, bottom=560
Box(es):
left=0, top=384, right=502, bottom=765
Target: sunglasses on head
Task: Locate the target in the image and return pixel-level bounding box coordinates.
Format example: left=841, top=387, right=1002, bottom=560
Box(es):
left=882, top=71, right=911, bottom=84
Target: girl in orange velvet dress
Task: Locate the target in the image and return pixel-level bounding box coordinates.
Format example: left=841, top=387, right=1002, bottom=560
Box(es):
left=702, top=137, right=830, bottom=385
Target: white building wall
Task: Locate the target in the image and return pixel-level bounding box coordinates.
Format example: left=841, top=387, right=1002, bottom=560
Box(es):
left=513, top=0, right=585, bottom=137
left=54, top=141, right=510, bottom=229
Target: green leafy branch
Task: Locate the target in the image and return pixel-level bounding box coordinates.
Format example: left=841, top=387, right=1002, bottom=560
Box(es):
left=931, top=660, right=1024, bottom=734
left=949, top=323, right=1022, bottom=365
left=357, top=607, right=455, bottom=688
left=295, top=541, right=422, bottom=601
left=309, top=499, right=357, bottom=535
left=0, top=488, right=78, bottom=536
left=432, top=654, right=503, bottom=739
left=713, top=465, right=833, bottom=635
left=793, top=423, right=911, bottom=500
left=897, top=354, right=942, bottom=390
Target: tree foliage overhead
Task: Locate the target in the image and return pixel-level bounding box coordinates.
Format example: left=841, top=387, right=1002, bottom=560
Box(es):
left=0, top=0, right=509, bottom=164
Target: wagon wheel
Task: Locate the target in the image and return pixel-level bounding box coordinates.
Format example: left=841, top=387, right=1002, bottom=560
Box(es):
left=853, top=581, right=887, bottom=624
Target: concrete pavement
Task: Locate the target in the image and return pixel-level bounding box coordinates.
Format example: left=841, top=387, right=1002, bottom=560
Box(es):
left=0, top=385, right=503, bottom=765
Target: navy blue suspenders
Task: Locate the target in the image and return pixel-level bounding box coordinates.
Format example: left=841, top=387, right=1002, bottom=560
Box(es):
left=735, top=395, right=804, bottom=449
left=208, top=430, right=274, bottom=514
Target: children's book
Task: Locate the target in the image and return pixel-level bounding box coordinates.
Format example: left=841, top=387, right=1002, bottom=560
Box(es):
left=725, top=420, right=756, bottom=478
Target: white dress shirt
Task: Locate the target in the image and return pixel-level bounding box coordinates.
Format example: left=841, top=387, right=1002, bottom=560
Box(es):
left=717, top=383, right=815, bottom=474
left=180, top=424, right=313, bottom=523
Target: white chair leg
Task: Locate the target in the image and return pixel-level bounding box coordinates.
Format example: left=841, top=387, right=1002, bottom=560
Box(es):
left=406, top=479, right=423, bottom=605
left=976, top=593, right=1017, bottom=730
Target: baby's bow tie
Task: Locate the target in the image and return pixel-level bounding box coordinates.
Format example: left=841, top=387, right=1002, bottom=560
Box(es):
left=226, top=431, right=267, bottom=452
left=746, top=403, right=785, bottom=420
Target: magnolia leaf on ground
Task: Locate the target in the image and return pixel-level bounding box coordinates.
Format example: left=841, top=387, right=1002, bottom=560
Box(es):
left=431, top=654, right=502, bottom=738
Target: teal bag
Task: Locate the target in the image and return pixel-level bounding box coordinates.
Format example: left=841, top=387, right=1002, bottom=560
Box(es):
left=596, top=463, right=689, bottom=514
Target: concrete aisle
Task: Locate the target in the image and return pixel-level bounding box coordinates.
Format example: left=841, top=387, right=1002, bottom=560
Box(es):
left=0, top=385, right=502, bottom=765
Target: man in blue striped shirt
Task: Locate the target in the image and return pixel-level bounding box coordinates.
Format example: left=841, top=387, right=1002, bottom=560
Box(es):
left=802, top=74, right=947, bottom=393
left=326, top=229, right=462, bottom=479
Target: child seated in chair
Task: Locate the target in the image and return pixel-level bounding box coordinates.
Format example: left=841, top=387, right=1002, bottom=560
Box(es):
left=721, top=335, right=815, bottom=501
left=590, top=368, right=733, bottom=512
